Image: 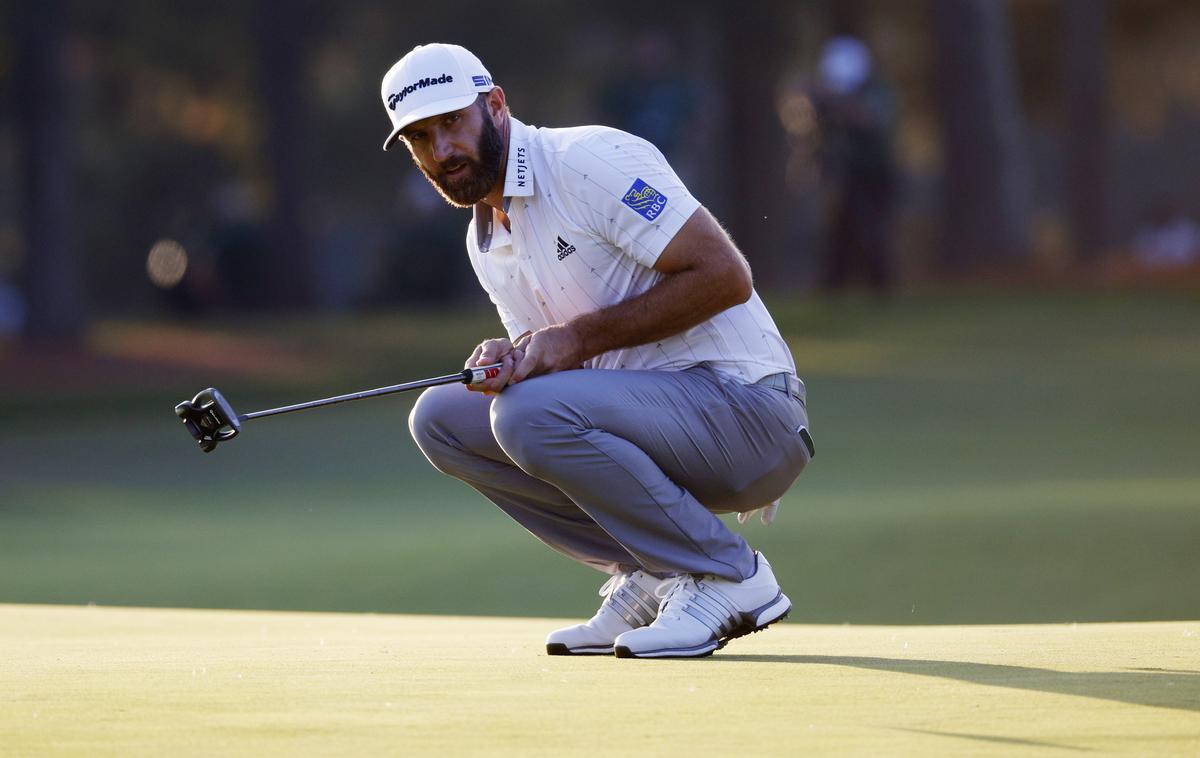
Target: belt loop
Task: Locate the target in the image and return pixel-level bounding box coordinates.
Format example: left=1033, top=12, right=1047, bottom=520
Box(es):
left=755, top=371, right=806, bottom=405
left=787, top=374, right=806, bottom=405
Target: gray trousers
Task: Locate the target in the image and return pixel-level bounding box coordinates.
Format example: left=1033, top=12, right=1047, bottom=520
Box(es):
left=407, top=366, right=811, bottom=581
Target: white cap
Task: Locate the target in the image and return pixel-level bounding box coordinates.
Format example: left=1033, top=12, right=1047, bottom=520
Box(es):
left=380, top=43, right=495, bottom=151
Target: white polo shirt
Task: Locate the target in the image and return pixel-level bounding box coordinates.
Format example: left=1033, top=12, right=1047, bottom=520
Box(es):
left=466, top=117, right=796, bottom=383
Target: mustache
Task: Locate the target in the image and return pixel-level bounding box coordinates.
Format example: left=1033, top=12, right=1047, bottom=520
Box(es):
left=436, top=155, right=474, bottom=176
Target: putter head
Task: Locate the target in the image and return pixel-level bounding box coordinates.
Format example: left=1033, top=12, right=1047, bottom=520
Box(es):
left=175, top=388, right=242, bottom=453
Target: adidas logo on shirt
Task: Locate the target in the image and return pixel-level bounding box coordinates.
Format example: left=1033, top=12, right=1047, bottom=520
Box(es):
left=556, top=236, right=577, bottom=261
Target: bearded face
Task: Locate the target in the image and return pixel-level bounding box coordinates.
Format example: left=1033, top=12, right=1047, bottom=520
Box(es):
left=410, top=99, right=505, bottom=208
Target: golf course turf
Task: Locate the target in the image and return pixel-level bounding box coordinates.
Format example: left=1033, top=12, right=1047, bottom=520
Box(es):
left=2, top=291, right=1198, bottom=753
left=3, top=604, right=1197, bottom=755
left=2, top=292, right=1198, bottom=624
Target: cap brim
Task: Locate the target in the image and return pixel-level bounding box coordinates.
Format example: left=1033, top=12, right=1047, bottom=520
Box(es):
left=381, top=92, right=479, bottom=151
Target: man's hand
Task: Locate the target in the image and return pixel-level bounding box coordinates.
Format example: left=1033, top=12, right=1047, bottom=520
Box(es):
left=510, top=324, right=584, bottom=384
left=465, top=335, right=526, bottom=394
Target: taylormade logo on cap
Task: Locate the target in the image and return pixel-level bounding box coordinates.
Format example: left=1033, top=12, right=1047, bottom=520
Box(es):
left=379, top=43, right=496, bottom=151
left=387, top=73, right=454, bottom=110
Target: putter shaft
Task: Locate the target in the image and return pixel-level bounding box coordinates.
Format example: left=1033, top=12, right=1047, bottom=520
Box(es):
left=239, top=363, right=504, bottom=421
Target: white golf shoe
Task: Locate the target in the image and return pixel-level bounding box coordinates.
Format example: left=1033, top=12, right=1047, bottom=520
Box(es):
left=545, top=570, right=667, bottom=655
left=613, top=552, right=790, bottom=659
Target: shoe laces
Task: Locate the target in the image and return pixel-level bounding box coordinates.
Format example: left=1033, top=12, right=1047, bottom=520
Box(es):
left=654, top=575, right=697, bottom=622
left=654, top=575, right=746, bottom=638
left=598, top=571, right=630, bottom=601
left=599, top=571, right=660, bottom=628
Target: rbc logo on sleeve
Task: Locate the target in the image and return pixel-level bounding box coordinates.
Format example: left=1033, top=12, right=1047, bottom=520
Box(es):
left=621, top=179, right=669, bottom=221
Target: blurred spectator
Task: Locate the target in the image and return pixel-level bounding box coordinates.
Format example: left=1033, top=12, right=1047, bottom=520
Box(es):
left=600, top=31, right=701, bottom=165
left=210, top=182, right=267, bottom=310
left=813, top=36, right=898, bottom=294
left=1132, top=201, right=1200, bottom=269
left=0, top=280, right=27, bottom=336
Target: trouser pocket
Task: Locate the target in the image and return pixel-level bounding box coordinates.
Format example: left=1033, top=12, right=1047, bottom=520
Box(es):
left=798, top=426, right=816, bottom=458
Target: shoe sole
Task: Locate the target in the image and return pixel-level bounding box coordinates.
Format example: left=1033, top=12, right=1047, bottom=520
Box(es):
left=613, top=593, right=792, bottom=659
left=545, top=642, right=614, bottom=656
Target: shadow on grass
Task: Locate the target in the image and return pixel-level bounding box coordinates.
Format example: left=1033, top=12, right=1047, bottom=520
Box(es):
left=715, top=655, right=1200, bottom=713
left=890, top=728, right=1093, bottom=752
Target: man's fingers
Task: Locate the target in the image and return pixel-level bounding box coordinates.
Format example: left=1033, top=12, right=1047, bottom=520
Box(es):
left=477, top=340, right=503, bottom=364
left=473, top=338, right=513, bottom=367
left=465, top=343, right=485, bottom=369
left=509, top=342, right=539, bottom=384
left=466, top=329, right=554, bottom=388
left=469, top=351, right=516, bottom=394
left=489, top=352, right=518, bottom=392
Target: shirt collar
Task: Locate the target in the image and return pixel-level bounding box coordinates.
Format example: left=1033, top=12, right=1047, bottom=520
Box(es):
left=472, top=117, right=534, bottom=253
left=501, top=117, right=535, bottom=198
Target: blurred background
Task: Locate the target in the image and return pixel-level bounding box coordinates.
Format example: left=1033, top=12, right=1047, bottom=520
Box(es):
left=1, top=0, right=1197, bottom=624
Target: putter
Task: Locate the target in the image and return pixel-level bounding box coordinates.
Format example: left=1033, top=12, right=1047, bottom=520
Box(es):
left=175, top=363, right=504, bottom=453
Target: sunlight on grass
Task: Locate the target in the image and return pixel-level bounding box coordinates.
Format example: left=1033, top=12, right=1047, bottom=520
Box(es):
left=3, top=291, right=1199, bottom=623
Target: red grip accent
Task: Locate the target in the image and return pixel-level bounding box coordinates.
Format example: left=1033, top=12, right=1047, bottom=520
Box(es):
left=484, top=367, right=500, bottom=379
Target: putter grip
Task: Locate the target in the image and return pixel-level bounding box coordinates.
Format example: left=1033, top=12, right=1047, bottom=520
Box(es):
left=463, top=363, right=504, bottom=385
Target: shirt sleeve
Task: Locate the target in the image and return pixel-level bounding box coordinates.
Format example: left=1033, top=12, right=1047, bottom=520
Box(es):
left=558, top=129, right=702, bottom=269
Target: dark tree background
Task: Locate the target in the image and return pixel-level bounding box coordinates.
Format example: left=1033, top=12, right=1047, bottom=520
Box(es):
left=1062, top=0, right=1109, bottom=261
left=13, top=0, right=84, bottom=342
left=1, top=0, right=1197, bottom=344
left=933, top=0, right=1032, bottom=269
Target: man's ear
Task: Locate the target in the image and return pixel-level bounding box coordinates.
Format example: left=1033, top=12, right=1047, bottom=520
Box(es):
left=486, top=87, right=508, bottom=122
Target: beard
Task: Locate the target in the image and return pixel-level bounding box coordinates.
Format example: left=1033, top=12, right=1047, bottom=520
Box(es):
left=416, top=109, right=505, bottom=208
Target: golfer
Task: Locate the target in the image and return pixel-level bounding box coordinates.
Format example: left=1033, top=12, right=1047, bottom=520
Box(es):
left=388, top=44, right=814, bottom=658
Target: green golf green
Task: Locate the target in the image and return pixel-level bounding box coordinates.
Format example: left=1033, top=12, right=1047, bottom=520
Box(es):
left=4, top=604, right=1197, bottom=755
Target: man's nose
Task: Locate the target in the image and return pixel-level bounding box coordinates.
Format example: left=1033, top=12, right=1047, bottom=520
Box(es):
left=431, top=133, right=455, bottom=164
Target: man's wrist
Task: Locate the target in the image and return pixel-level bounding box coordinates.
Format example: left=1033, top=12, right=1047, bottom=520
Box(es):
left=562, top=318, right=593, bottom=366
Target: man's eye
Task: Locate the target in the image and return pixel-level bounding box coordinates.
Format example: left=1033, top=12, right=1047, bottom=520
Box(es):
left=446, top=114, right=460, bottom=125
left=407, top=133, right=424, bottom=142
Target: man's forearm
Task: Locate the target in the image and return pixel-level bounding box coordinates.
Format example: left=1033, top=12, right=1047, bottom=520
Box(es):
left=506, top=208, right=754, bottom=384
left=568, top=264, right=749, bottom=364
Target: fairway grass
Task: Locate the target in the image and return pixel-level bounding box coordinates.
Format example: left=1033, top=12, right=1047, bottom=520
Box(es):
left=3, top=292, right=1199, bottom=625
left=3, top=604, right=1197, bottom=756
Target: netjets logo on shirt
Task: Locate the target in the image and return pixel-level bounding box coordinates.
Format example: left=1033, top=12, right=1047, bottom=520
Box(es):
left=387, top=73, right=454, bottom=110
left=621, top=178, right=669, bottom=221
left=556, top=236, right=577, bottom=261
